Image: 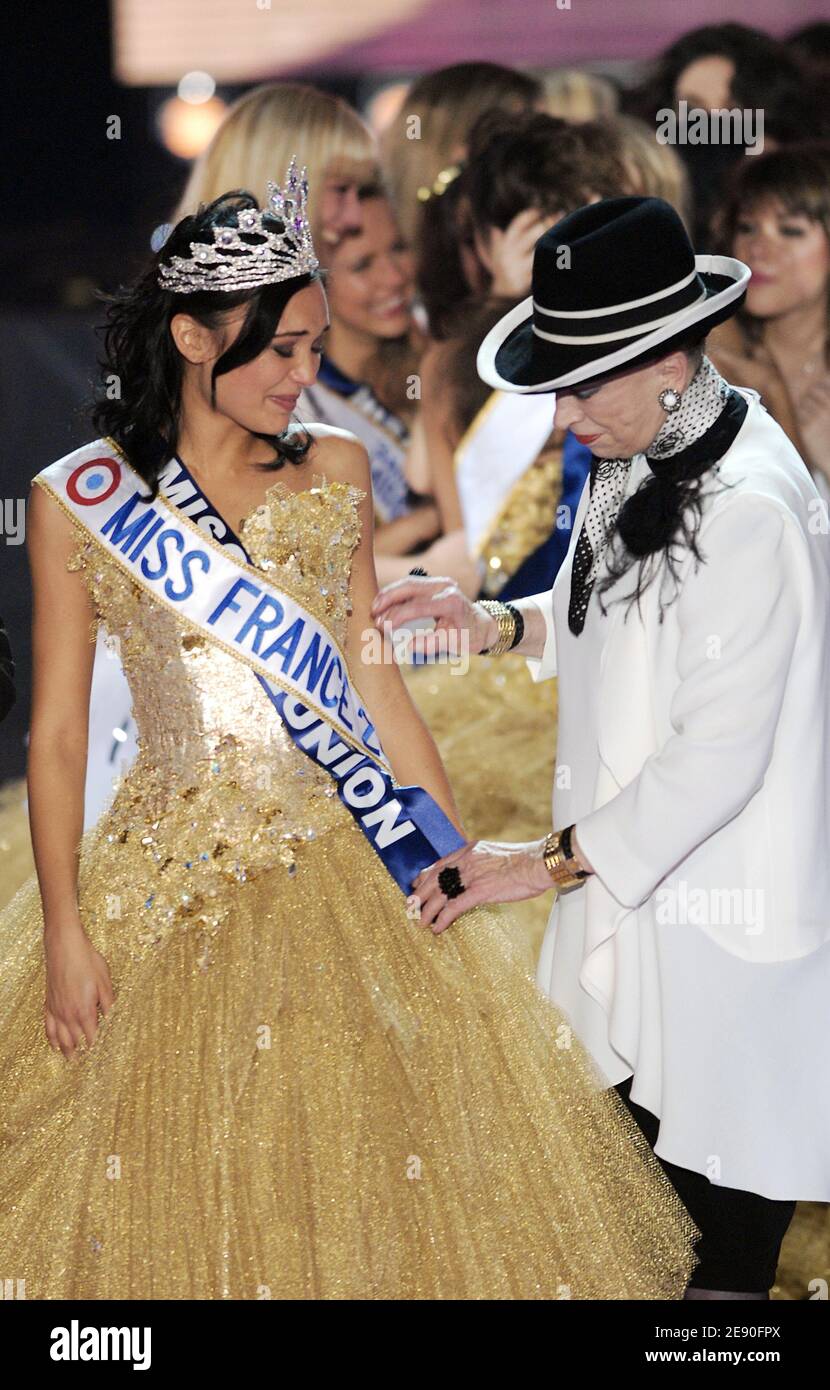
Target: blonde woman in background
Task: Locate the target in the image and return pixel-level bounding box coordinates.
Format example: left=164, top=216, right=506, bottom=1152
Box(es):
left=174, top=81, right=379, bottom=250
left=613, top=113, right=693, bottom=230
left=379, top=62, right=545, bottom=338
left=540, top=67, right=619, bottom=123
left=378, top=61, right=544, bottom=250
left=295, top=188, right=478, bottom=587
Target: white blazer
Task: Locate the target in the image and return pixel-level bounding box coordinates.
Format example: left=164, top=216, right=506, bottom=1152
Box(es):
left=525, top=390, right=830, bottom=1003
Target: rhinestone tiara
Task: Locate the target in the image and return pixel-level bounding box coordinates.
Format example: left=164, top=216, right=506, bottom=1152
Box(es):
left=157, top=154, right=319, bottom=294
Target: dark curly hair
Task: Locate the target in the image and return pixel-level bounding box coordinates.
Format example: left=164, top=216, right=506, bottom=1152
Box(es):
left=91, top=191, right=328, bottom=500
left=435, top=111, right=630, bottom=435
left=626, top=22, right=825, bottom=144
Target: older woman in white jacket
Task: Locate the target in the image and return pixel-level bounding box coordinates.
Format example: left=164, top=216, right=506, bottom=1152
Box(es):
left=371, top=196, right=830, bottom=1300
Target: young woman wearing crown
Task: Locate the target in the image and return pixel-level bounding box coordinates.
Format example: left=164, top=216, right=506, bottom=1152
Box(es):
left=0, top=165, right=698, bottom=1299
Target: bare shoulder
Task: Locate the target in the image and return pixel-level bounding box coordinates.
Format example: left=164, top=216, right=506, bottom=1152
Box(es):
left=297, top=423, right=371, bottom=492
left=27, top=476, right=80, bottom=555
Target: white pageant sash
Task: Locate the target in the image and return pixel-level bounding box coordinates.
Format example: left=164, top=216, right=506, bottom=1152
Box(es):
left=455, top=391, right=556, bottom=558
left=33, top=439, right=467, bottom=893
left=36, top=440, right=388, bottom=768
left=297, top=379, right=411, bottom=524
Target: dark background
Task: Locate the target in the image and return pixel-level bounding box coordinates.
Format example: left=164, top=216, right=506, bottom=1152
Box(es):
left=0, top=1, right=361, bottom=781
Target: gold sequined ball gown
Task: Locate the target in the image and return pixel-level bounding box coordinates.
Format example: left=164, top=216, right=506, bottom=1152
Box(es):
left=0, top=467, right=698, bottom=1300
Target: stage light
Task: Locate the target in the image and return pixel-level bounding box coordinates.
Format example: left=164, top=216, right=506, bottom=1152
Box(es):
left=178, top=71, right=216, bottom=104
left=156, top=94, right=228, bottom=159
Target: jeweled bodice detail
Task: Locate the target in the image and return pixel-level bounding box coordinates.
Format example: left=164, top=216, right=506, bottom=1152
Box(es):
left=67, top=471, right=366, bottom=965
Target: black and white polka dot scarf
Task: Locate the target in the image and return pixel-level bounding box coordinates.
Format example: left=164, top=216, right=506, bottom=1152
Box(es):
left=567, top=357, right=732, bottom=635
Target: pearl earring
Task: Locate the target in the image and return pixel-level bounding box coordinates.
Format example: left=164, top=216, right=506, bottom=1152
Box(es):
left=658, top=387, right=682, bottom=413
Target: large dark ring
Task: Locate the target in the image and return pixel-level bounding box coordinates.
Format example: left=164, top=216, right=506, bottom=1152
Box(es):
left=438, top=866, right=465, bottom=899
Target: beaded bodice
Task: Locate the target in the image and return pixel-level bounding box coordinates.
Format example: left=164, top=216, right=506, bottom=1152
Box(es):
left=63, top=471, right=367, bottom=961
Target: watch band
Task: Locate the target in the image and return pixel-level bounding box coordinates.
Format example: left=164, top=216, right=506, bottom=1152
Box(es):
left=543, top=824, right=590, bottom=890
left=479, top=600, right=525, bottom=655
left=478, top=599, right=516, bottom=655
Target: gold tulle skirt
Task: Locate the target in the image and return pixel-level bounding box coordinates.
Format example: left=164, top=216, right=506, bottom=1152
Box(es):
left=0, top=779, right=699, bottom=1298
left=403, top=650, right=559, bottom=964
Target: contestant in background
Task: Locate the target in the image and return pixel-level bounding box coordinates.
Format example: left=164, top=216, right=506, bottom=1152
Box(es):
left=613, top=114, right=693, bottom=231
left=398, top=112, right=628, bottom=955
left=174, top=80, right=379, bottom=249
left=294, top=189, right=478, bottom=588
left=378, top=60, right=544, bottom=321
left=708, top=143, right=830, bottom=507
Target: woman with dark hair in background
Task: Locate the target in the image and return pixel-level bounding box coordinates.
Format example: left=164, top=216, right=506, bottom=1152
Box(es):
left=412, top=111, right=633, bottom=623
left=709, top=144, right=830, bottom=504
left=787, top=22, right=830, bottom=85
left=0, top=174, right=698, bottom=1299
left=626, top=23, right=827, bottom=246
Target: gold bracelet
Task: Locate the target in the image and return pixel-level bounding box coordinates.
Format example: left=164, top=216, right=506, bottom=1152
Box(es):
left=478, top=600, right=516, bottom=656
left=543, top=826, right=590, bottom=891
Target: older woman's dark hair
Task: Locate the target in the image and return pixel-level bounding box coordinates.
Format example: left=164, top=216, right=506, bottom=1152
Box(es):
left=788, top=22, right=830, bottom=79
left=626, top=22, right=825, bottom=144
left=433, top=110, right=629, bottom=433
left=91, top=191, right=327, bottom=500
left=593, top=327, right=743, bottom=624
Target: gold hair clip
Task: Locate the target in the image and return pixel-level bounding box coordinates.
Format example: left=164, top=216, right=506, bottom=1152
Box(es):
left=416, top=164, right=463, bottom=203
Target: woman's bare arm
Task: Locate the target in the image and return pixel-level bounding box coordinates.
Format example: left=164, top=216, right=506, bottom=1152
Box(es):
left=26, top=481, right=97, bottom=933
left=416, top=342, right=465, bottom=533
left=27, top=480, right=116, bottom=1059
left=374, top=501, right=440, bottom=556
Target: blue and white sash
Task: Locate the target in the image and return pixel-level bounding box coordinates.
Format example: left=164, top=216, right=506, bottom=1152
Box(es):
left=297, top=367, right=411, bottom=525
left=34, top=439, right=465, bottom=893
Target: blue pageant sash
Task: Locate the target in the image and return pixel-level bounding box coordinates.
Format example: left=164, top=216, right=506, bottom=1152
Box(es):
left=33, top=440, right=466, bottom=893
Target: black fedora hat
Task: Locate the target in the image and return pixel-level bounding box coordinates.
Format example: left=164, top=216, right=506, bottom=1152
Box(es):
left=476, top=196, right=750, bottom=393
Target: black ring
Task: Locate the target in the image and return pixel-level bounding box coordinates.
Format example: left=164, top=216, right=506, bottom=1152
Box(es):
left=438, top=866, right=465, bottom=899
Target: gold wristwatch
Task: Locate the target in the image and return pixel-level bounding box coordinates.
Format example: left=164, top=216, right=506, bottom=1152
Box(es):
left=478, top=599, right=517, bottom=655
left=543, top=824, right=590, bottom=890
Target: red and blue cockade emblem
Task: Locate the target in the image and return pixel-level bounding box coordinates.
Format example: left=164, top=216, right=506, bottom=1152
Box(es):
left=66, top=457, right=121, bottom=506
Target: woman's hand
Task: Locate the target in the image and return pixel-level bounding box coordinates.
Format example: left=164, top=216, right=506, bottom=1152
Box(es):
left=484, top=207, right=561, bottom=299
left=370, top=571, right=495, bottom=659
left=44, top=920, right=115, bottom=1060
left=410, top=837, right=554, bottom=934
left=796, top=374, right=830, bottom=480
